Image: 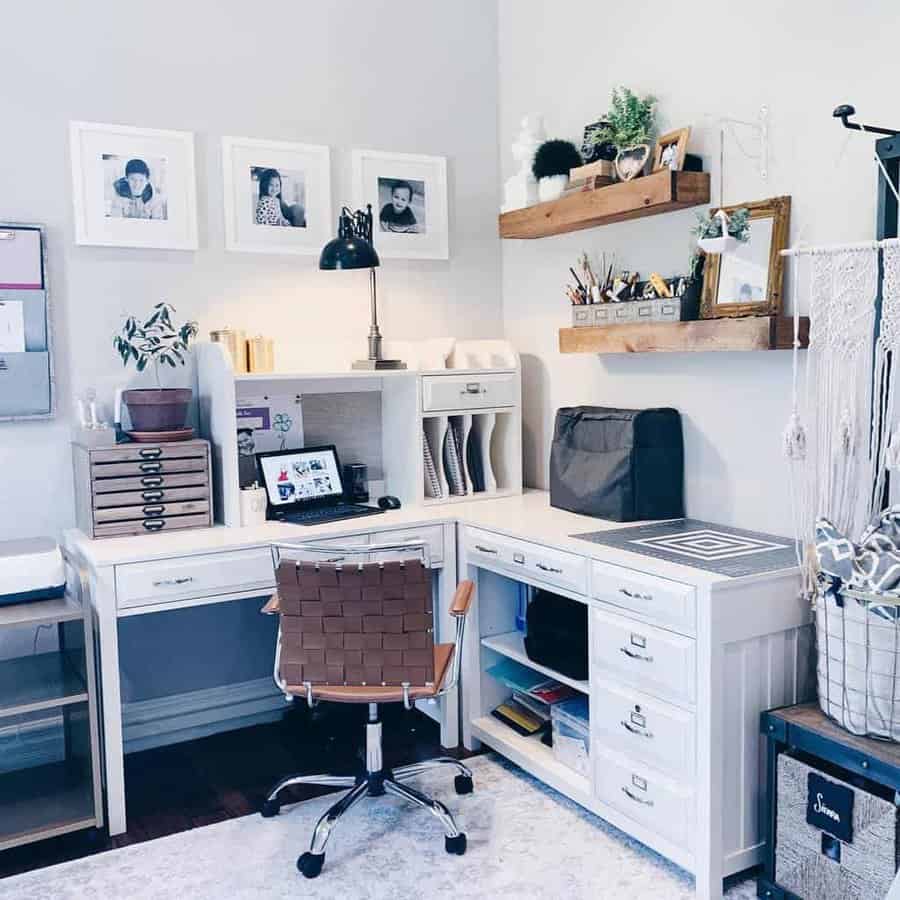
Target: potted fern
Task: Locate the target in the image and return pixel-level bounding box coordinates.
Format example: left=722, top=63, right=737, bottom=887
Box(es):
left=693, top=207, right=751, bottom=255
left=113, top=302, right=199, bottom=436
left=597, top=87, right=656, bottom=182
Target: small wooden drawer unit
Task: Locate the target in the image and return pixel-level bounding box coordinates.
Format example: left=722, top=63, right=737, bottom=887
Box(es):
left=72, top=440, right=213, bottom=538
left=422, top=373, right=517, bottom=412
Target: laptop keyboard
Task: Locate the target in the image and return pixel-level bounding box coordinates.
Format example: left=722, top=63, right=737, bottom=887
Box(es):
left=281, top=504, right=383, bottom=526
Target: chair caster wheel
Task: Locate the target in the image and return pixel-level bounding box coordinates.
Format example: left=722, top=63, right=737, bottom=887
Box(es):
left=260, top=798, right=281, bottom=818
left=454, top=774, right=473, bottom=795
left=445, top=833, right=467, bottom=856
left=297, top=852, right=324, bottom=878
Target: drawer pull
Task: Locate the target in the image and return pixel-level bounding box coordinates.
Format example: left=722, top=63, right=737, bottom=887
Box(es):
left=621, top=720, right=654, bottom=739
left=620, top=646, right=654, bottom=663
left=139, top=462, right=162, bottom=473
left=513, top=552, right=525, bottom=565
left=474, top=544, right=498, bottom=554
left=325, top=557, right=345, bottom=563
left=622, top=787, right=654, bottom=807
left=152, top=576, right=194, bottom=587
left=142, top=490, right=164, bottom=502
left=462, top=383, right=485, bottom=395
left=139, top=448, right=163, bottom=459
left=536, top=562, right=563, bottom=574
left=143, top=505, right=165, bottom=516
left=141, top=476, right=164, bottom=487
left=143, top=519, right=165, bottom=531
left=619, top=587, right=653, bottom=602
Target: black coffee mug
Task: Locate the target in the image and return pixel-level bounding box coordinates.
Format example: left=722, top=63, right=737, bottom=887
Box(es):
left=343, top=463, right=369, bottom=503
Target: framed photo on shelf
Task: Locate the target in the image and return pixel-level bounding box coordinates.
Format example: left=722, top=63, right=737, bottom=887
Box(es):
left=222, top=137, right=332, bottom=255
left=700, top=195, right=791, bottom=319
left=652, top=127, right=691, bottom=173
left=352, top=149, right=448, bottom=259
left=69, top=121, right=198, bottom=250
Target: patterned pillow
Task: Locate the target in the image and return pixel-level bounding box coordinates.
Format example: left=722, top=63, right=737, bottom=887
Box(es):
left=815, top=508, right=900, bottom=594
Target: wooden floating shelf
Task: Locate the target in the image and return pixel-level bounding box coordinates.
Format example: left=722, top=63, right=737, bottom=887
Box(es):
left=558, top=315, right=810, bottom=355
left=499, top=169, right=711, bottom=239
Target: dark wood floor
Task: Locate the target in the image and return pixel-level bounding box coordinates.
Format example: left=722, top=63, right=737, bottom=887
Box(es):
left=1, top=703, right=475, bottom=880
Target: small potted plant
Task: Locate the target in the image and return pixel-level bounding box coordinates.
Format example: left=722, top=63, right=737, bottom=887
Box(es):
left=693, top=207, right=751, bottom=255
left=113, top=302, right=199, bottom=436
left=532, top=139, right=583, bottom=201
left=597, top=87, right=656, bottom=182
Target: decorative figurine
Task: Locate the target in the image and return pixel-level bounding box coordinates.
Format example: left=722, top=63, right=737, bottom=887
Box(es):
left=502, top=113, right=546, bottom=212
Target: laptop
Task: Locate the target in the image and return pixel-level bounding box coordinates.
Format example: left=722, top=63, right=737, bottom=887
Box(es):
left=257, top=445, right=384, bottom=527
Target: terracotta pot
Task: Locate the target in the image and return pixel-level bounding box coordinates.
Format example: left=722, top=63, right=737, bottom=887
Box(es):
left=122, top=388, right=192, bottom=432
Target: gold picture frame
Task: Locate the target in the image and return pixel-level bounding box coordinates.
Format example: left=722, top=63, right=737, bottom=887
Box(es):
left=652, top=127, right=691, bottom=173
left=700, top=196, right=791, bottom=319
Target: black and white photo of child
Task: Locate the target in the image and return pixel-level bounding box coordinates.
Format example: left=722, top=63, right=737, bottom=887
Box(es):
left=660, top=142, right=678, bottom=171
left=237, top=427, right=258, bottom=487
left=252, top=167, right=306, bottom=228
left=104, top=155, right=168, bottom=219
left=378, top=178, right=425, bottom=233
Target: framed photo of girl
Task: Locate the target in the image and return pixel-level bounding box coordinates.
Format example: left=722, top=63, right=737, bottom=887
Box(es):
left=222, top=137, right=332, bottom=255
left=352, top=149, right=448, bottom=260
left=69, top=121, right=198, bottom=250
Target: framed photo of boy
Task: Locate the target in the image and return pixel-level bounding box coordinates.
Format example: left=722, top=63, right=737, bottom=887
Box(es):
left=222, top=137, right=332, bottom=255
left=69, top=121, right=198, bottom=250
left=352, top=149, right=448, bottom=259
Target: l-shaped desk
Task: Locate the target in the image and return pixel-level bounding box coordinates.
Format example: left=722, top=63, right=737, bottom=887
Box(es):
left=65, top=491, right=809, bottom=900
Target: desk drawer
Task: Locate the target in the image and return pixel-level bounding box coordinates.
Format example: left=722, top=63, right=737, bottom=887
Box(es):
left=592, top=680, right=695, bottom=780
left=91, top=472, right=209, bottom=494
left=422, top=373, right=516, bottom=412
left=116, top=547, right=274, bottom=609
left=297, top=534, right=370, bottom=564
left=593, top=746, right=694, bottom=852
left=373, top=525, right=444, bottom=566
left=92, top=458, right=207, bottom=479
left=94, top=500, right=210, bottom=523
left=591, top=606, right=696, bottom=707
left=463, top=527, right=587, bottom=595
left=591, top=560, right=696, bottom=635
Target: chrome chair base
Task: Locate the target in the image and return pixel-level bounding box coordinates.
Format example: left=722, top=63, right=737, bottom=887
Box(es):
left=261, top=715, right=473, bottom=879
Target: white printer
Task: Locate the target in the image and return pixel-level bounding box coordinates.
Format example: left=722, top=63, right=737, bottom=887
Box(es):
left=0, top=538, right=66, bottom=606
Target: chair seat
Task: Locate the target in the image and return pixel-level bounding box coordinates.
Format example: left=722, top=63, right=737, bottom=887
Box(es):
left=284, top=643, right=455, bottom=704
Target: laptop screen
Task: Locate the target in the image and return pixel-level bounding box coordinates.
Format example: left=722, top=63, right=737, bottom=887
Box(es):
left=259, top=446, right=344, bottom=507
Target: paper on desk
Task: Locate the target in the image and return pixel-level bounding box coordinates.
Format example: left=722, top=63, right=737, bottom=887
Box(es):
left=0, top=227, right=42, bottom=289
left=0, top=301, right=25, bottom=352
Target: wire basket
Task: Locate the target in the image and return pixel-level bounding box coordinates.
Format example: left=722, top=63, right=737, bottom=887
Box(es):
left=816, top=574, right=900, bottom=741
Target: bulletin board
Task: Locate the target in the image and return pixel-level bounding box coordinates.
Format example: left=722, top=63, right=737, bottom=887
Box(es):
left=0, top=222, right=55, bottom=420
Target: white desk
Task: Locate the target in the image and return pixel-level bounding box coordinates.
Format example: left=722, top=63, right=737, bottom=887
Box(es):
left=66, top=492, right=809, bottom=900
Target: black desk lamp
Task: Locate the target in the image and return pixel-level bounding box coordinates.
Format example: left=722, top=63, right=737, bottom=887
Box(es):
left=319, top=205, right=405, bottom=370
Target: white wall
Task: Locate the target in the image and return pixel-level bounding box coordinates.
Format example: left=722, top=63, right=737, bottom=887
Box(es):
left=498, top=0, right=897, bottom=534
left=0, top=0, right=501, bottom=542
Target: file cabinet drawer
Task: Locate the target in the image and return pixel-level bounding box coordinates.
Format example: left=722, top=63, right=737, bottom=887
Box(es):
left=374, top=525, right=444, bottom=566
left=594, top=747, right=694, bottom=852
left=591, top=560, right=696, bottom=636
left=463, top=527, right=587, bottom=595
left=591, top=606, right=696, bottom=707
left=592, top=680, right=695, bottom=780
left=116, top=548, right=274, bottom=610
left=93, top=486, right=210, bottom=508
left=94, top=500, right=210, bottom=523
left=422, top=373, right=516, bottom=412
left=90, top=441, right=208, bottom=464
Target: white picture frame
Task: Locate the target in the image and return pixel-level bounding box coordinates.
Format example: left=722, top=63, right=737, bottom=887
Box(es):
left=352, top=149, right=448, bottom=260
left=69, top=121, right=198, bottom=250
left=222, top=136, right=332, bottom=255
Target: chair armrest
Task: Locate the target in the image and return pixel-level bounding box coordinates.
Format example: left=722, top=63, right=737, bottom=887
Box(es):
left=261, top=591, right=281, bottom=615
left=449, top=580, right=474, bottom=617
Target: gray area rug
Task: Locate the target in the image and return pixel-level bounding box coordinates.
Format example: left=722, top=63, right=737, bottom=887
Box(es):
left=1, top=754, right=756, bottom=899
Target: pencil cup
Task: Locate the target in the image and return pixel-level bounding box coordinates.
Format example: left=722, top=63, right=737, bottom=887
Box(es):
left=240, top=486, right=268, bottom=526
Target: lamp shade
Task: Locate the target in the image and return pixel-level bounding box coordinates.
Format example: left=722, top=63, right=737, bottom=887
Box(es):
left=319, top=236, right=380, bottom=270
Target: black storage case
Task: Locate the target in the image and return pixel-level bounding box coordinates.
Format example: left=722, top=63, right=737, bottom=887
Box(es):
left=549, top=406, right=684, bottom=522
left=524, top=590, right=588, bottom=681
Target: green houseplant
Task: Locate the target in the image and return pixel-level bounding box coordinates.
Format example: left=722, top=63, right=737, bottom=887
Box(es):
left=597, top=87, right=656, bottom=181
left=114, top=302, right=199, bottom=434
left=692, top=207, right=751, bottom=256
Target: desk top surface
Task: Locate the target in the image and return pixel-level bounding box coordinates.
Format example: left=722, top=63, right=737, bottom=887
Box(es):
left=64, top=490, right=796, bottom=588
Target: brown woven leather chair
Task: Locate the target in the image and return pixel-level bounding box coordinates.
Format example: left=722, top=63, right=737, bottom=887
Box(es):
left=260, top=541, right=475, bottom=879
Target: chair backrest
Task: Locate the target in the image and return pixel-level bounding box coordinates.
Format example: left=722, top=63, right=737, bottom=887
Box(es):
left=273, top=543, right=435, bottom=688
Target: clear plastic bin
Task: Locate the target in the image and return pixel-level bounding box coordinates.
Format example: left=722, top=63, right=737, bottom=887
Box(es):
left=551, top=696, right=589, bottom=777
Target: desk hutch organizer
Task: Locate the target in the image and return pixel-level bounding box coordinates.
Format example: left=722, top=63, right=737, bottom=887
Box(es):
left=0, top=222, right=54, bottom=419
left=196, top=340, right=523, bottom=526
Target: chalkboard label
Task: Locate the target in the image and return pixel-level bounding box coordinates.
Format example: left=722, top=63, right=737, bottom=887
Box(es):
left=807, top=772, right=854, bottom=843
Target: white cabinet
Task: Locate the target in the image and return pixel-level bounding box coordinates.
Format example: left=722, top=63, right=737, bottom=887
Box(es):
left=422, top=372, right=517, bottom=412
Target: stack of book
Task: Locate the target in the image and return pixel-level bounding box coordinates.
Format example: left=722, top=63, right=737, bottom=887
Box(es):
left=487, top=658, right=579, bottom=737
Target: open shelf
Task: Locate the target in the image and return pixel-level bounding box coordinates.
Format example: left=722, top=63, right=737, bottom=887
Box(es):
left=499, top=170, right=710, bottom=239
left=481, top=631, right=589, bottom=694
left=0, top=652, right=88, bottom=718
left=559, top=315, right=810, bottom=355
left=0, top=594, right=82, bottom=629
left=471, top=715, right=591, bottom=805
left=0, top=756, right=97, bottom=851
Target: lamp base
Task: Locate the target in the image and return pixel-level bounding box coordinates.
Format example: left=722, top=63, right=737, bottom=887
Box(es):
left=351, top=358, right=407, bottom=370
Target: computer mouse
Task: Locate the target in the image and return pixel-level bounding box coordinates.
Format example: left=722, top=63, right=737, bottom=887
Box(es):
left=378, top=495, right=401, bottom=510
